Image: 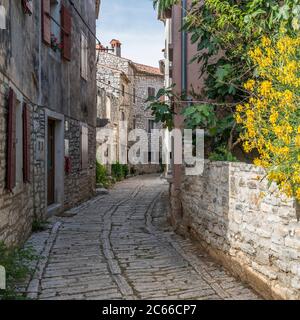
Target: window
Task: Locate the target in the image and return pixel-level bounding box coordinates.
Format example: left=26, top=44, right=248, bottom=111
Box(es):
left=148, top=152, right=152, bottom=163
left=121, top=112, right=125, bottom=121
left=81, top=125, right=88, bottom=170
left=133, top=117, right=136, bottom=129
left=50, top=0, right=61, bottom=52
left=96, top=90, right=101, bottom=118
left=133, top=87, right=136, bottom=103
left=148, top=87, right=155, bottom=98
left=105, top=96, right=111, bottom=120
left=6, top=89, right=31, bottom=191
left=22, top=0, right=33, bottom=15
left=148, top=119, right=155, bottom=133
left=42, top=0, right=72, bottom=60
left=121, top=84, right=125, bottom=97
left=81, top=32, right=88, bottom=80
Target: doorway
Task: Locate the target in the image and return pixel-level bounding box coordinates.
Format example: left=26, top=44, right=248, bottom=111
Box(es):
left=47, top=119, right=55, bottom=206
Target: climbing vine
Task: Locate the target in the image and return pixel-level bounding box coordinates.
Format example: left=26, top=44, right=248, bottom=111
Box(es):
left=153, top=0, right=179, bottom=16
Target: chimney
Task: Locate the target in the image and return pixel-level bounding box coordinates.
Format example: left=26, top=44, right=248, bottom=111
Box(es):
left=110, top=39, right=121, bottom=57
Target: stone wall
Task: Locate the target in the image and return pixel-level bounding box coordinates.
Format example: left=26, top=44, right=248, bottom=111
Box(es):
left=133, top=73, right=164, bottom=174
left=32, top=105, right=46, bottom=221
left=175, top=161, right=300, bottom=300
left=64, top=118, right=96, bottom=209
left=0, top=76, right=34, bottom=246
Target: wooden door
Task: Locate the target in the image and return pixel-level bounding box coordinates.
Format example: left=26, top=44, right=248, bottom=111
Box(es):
left=47, top=119, right=55, bottom=206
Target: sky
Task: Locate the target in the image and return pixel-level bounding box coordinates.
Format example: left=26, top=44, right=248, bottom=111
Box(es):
left=96, top=0, right=165, bottom=68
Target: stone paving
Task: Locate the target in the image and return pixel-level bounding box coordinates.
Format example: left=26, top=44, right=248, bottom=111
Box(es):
left=24, top=175, right=260, bottom=300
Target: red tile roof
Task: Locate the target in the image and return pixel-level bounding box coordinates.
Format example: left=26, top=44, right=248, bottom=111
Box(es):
left=133, top=63, right=163, bottom=77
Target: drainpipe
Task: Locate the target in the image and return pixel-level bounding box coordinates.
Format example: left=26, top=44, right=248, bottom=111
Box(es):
left=171, top=0, right=188, bottom=230
left=181, top=0, right=187, bottom=94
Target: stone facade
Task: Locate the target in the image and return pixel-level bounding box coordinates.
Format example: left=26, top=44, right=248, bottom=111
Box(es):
left=132, top=64, right=164, bottom=174
left=96, top=51, right=134, bottom=169
left=96, top=48, right=164, bottom=174
left=64, top=119, right=96, bottom=209
left=172, top=161, right=300, bottom=300
left=0, top=1, right=99, bottom=246
left=0, top=76, right=33, bottom=246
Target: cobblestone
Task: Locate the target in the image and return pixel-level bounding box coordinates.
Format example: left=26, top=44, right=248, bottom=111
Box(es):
left=25, top=175, right=260, bottom=300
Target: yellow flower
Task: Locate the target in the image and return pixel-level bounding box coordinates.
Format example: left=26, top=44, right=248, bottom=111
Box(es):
left=244, top=80, right=255, bottom=92
left=236, top=34, right=300, bottom=201
left=262, top=36, right=271, bottom=47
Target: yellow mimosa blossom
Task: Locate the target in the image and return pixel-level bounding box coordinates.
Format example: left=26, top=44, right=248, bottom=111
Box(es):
left=236, top=34, right=300, bottom=201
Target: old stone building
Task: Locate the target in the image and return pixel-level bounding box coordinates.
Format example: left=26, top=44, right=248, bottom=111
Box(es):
left=96, top=41, right=164, bottom=174
left=132, top=62, right=164, bottom=174
left=0, top=0, right=100, bottom=246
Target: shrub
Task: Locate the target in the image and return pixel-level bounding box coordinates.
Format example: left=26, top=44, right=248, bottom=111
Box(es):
left=122, top=165, right=129, bottom=178
left=0, top=242, right=36, bottom=300
left=209, top=146, right=238, bottom=162
left=111, top=162, right=124, bottom=181
left=236, top=34, right=300, bottom=201
left=32, top=219, right=48, bottom=233
left=96, top=161, right=109, bottom=188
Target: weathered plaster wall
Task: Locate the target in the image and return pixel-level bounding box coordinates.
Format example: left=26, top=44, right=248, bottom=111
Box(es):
left=175, top=161, right=300, bottom=300
left=96, top=88, right=119, bottom=170
left=0, top=77, right=41, bottom=246
left=0, top=0, right=97, bottom=246
left=40, top=0, right=97, bottom=128
left=0, top=1, right=41, bottom=246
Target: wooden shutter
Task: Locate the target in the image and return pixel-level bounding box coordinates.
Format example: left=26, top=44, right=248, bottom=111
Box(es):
left=22, top=0, right=33, bottom=15
left=42, top=0, right=51, bottom=45
left=61, top=5, right=72, bottom=61
left=81, top=126, right=89, bottom=170
left=23, top=103, right=31, bottom=183
left=7, top=88, right=17, bottom=191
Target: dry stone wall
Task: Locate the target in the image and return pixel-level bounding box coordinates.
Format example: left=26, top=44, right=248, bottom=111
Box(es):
left=177, top=161, right=300, bottom=300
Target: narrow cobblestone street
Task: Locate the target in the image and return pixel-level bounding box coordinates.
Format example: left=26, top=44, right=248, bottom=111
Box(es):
left=25, top=175, right=259, bottom=300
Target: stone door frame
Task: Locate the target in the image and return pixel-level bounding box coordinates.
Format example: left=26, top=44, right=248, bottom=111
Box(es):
left=45, top=109, right=64, bottom=217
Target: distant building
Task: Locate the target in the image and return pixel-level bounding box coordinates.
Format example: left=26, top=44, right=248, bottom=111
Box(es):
left=96, top=40, right=164, bottom=174
left=132, top=62, right=164, bottom=174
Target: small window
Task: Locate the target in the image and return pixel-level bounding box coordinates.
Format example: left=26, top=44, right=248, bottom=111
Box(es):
left=148, top=87, right=155, bottom=98
left=121, top=112, right=125, bottom=121
left=50, top=0, right=61, bottom=52
left=105, top=96, right=111, bottom=120
left=133, top=87, right=136, bottom=103
left=148, top=152, right=152, bottom=163
left=81, top=32, right=88, bottom=80
left=148, top=119, right=155, bottom=133
left=121, top=84, right=125, bottom=97
left=133, top=117, right=136, bottom=129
